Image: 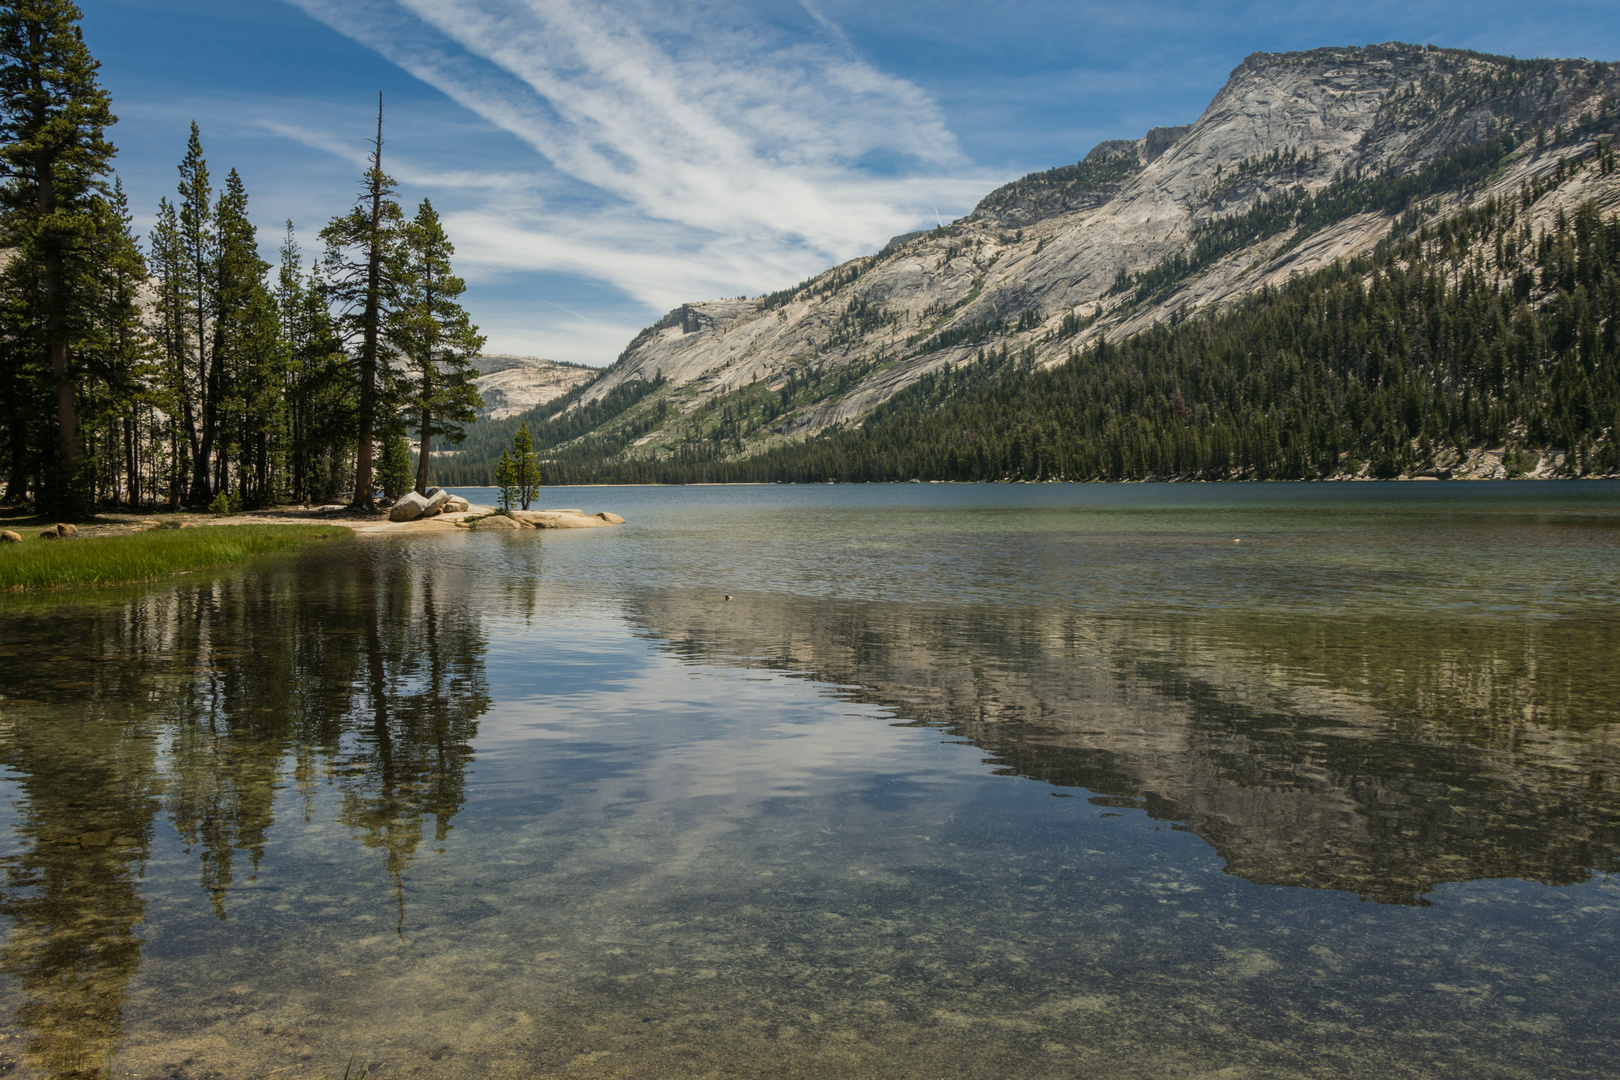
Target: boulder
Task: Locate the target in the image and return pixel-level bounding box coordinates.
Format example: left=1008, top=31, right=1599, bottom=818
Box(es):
left=469, top=514, right=521, bottom=530
left=0, top=530, right=20, bottom=543
left=39, top=529, right=58, bottom=540
left=389, top=491, right=430, bottom=522
left=421, top=488, right=451, bottom=516
left=49, top=523, right=78, bottom=538
left=597, top=512, right=626, bottom=524
left=443, top=496, right=470, bottom=513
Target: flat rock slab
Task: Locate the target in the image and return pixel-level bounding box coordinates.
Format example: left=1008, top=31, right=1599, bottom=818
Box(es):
left=344, top=506, right=623, bottom=533
left=510, top=511, right=615, bottom=529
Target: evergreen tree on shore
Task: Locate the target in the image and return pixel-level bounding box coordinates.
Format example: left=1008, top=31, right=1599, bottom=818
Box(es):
left=321, top=94, right=401, bottom=510
left=391, top=198, right=484, bottom=495
left=0, top=0, right=119, bottom=515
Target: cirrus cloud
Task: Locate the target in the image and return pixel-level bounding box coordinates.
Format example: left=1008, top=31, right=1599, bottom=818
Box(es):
left=284, top=0, right=995, bottom=322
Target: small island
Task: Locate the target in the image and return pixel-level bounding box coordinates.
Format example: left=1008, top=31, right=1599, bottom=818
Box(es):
left=374, top=487, right=624, bottom=532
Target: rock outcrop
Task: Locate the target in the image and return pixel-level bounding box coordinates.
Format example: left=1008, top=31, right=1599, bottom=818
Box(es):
left=472, top=355, right=598, bottom=420
left=509, top=510, right=615, bottom=529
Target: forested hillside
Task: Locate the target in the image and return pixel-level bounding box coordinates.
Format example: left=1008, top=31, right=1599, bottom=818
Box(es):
left=453, top=185, right=1618, bottom=484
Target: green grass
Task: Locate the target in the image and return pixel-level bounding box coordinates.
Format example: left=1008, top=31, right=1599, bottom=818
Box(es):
left=0, top=524, right=352, bottom=592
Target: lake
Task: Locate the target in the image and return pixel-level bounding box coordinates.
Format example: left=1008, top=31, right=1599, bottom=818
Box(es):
left=1, top=481, right=1617, bottom=1079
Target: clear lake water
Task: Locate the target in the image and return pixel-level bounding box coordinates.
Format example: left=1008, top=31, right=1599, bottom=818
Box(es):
left=0, top=480, right=1617, bottom=1079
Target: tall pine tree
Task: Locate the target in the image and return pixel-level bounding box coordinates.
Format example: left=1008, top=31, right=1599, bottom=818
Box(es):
left=0, top=0, right=118, bottom=515
left=176, top=122, right=215, bottom=504
left=391, top=198, right=484, bottom=495
left=320, top=94, right=400, bottom=509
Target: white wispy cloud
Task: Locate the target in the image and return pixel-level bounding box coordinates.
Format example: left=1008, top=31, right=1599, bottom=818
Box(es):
left=282, top=0, right=993, bottom=320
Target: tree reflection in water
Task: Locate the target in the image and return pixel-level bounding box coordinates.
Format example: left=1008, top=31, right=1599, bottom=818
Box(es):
left=0, top=543, right=488, bottom=1077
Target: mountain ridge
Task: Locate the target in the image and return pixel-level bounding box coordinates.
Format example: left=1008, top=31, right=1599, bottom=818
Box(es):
left=436, top=42, right=1620, bottom=484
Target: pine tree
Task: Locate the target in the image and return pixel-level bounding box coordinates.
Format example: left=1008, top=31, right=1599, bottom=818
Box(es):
left=175, top=121, right=214, bottom=504
left=147, top=195, right=188, bottom=505
left=278, top=243, right=354, bottom=504
left=494, top=448, right=517, bottom=512
left=211, top=167, right=285, bottom=508
left=376, top=422, right=412, bottom=502
left=508, top=422, right=541, bottom=510
left=320, top=94, right=401, bottom=510
left=391, top=198, right=485, bottom=494
left=85, top=177, right=157, bottom=508
left=0, top=0, right=118, bottom=515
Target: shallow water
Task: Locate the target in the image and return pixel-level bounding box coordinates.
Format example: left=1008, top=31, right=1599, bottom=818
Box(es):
left=1, top=481, right=1617, bottom=1079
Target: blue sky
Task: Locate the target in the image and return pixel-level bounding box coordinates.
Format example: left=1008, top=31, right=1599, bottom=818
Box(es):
left=79, top=0, right=1620, bottom=365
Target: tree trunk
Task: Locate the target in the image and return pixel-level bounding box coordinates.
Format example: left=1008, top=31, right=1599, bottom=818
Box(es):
left=39, top=192, right=82, bottom=514
left=2, top=385, right=29, bottom=504
left=123, top=416, right=138, bottom=509
left=351, top=96, right=386, bottom=510
left=415, top=406, right=432, bottom=494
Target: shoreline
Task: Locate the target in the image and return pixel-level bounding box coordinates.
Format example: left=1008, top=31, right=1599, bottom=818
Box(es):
left=448, top=475, right=1620, bottom=487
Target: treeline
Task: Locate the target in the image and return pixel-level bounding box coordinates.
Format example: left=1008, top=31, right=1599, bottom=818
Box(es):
left=545, top=194, right=1620, bottom=484
left=0, top=1, right=482, bottom=517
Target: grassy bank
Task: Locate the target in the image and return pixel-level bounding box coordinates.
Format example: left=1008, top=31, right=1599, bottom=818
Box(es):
left=0, top=524, right=351, bottom=592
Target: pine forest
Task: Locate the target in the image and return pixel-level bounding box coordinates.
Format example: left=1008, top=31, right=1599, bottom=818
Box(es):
left=0, top=1, right=483, bottom=518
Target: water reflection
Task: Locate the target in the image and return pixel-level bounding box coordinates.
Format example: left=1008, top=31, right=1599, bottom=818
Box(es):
left=625, top=590, right=1620, bottom=904
left=0, top=545, right=488, bottom=1077
left=0, top=486, right=1617, bottom=1078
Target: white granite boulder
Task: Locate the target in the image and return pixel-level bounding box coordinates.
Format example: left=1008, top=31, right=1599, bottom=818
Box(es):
left=389, top=491, right=430, bottom=522
left=421, top=488, right=451, bottom=516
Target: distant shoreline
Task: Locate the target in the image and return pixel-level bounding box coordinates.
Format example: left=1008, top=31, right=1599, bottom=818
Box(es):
left=453, top=476, right=1620, bottom=488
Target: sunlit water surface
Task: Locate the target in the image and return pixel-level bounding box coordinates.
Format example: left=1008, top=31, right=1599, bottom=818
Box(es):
left=1, top=482, right=1617, bottom=1079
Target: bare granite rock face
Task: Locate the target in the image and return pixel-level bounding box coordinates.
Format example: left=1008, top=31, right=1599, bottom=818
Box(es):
left=565, top=43, right=1620, bottom=458
left=472, top=355, right=599, bottom=420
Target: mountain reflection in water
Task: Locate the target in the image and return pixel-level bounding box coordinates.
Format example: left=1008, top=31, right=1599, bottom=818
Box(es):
left=625, top=592, right=1620, bottom=905
left=0, top=547, right=489, bottom=1077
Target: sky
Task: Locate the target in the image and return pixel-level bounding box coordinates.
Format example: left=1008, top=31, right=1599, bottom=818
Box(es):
left=78, top=0, right=1620, bottom=365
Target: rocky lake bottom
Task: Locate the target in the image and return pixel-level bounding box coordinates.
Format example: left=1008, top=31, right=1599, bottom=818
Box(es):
left=0, top=481, right=1616, bottom=1079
